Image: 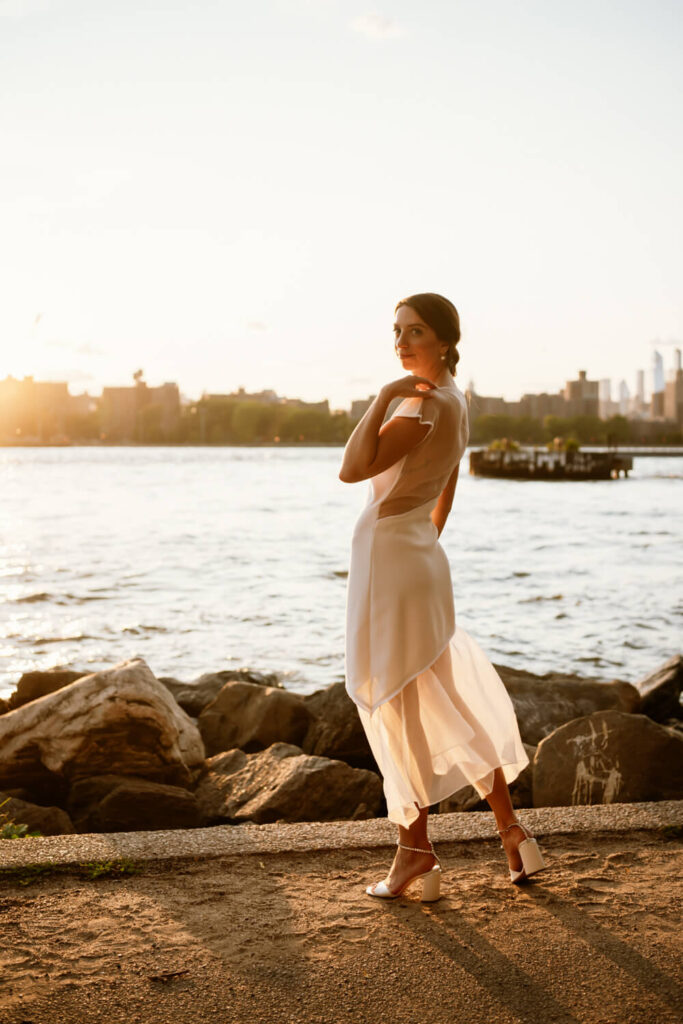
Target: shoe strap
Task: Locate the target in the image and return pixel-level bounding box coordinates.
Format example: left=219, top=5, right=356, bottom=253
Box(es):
left=396, top=840, right=441, bottom=867
left=497, top=820, right=530, bottom=839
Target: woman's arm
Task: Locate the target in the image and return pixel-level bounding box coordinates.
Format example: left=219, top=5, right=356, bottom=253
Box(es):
left=339, top=376, right=435, bottom=483
left=431, top=462, right=461, bottom=536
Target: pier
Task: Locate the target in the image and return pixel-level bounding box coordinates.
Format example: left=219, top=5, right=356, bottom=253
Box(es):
left=469, top=447, right=633, bottom=480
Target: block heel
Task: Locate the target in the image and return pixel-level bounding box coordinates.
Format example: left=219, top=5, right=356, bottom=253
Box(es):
left=366, top=839, right=443, bottom=901
left=419, top=864, right=442, bottom=902
left=498, top=820, right=547, bottom=884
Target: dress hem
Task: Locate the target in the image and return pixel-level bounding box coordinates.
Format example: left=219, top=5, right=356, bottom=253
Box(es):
left=345, top=629, right=454, bottom=716
left=385, top=754, right=530, bottom=829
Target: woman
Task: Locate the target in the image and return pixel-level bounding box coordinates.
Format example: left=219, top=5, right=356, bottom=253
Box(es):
left=340, top=293, right=545, bottom=901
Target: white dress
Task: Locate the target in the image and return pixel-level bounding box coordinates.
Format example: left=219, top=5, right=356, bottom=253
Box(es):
left=344, top=373, right=528, bottom=827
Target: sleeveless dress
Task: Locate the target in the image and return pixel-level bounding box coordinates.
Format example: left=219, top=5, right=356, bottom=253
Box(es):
left=344, top=374, right=529, bottom=828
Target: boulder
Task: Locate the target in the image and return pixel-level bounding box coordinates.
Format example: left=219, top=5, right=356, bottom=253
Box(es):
left=0, top=658, right=205, bottom=806
left=0, top=791, right=74, bottom=835
left=194, top=742, right=384, bottom=824
left=198, top=682, right=314, bottom=756
left=633, top=655, right=683, bottom=722
left=494, top=664, right=640, bottom=746
left=160, top=668, right=282, bottom=718
left=67, top=775, right=200, bottom=832
left=437, top=784, right=485, bottom=814
left=4, top=668, right=89, bottom=712
left=302, top=682, right=376, bottom=769
left=533, top=710, right=683, bottom=807
left=67, top=773, right=150, bottom=829
left=437, top=744, right=536, bottom=813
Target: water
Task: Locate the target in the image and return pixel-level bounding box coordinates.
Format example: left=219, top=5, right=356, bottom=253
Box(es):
left=1, top=446, right=681, bottom=699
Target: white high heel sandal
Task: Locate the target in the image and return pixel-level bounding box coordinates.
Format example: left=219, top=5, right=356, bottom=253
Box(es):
left=366, top=840, right=442, bottom=902
left=498, top=820, right=546, bottom=884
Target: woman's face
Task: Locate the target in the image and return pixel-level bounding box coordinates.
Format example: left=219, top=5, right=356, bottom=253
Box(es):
left=393, top=305, right=447, bottom=378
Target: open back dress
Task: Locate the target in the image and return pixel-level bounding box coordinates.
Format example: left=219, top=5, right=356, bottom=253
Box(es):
left=344, top=373, right=528, bottom=827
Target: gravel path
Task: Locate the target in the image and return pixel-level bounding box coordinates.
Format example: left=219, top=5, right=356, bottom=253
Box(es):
left=1, top=821, right=682, bottom=1023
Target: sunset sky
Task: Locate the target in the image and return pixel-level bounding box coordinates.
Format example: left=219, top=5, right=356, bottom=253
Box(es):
left=1, top=0, right=681, bottom=409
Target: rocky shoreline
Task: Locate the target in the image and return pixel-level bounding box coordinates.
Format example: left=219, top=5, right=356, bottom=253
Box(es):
left=0, top=655, right=681, bottom=837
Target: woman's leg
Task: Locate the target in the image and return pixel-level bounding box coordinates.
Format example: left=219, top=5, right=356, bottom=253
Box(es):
left=485, top=767, right=524, bottom=872
left=369, top=803, right=438, bottom=895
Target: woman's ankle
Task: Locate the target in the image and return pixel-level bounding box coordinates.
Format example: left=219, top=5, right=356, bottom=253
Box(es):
left=398, top=835, right=432, bottom=851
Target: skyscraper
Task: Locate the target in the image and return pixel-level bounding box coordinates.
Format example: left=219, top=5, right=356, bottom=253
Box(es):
left=618, top=380, right=630, bottom=415
left=652, top=349, right=665, bottom=394
left=636, top=370, right=645, bottom=402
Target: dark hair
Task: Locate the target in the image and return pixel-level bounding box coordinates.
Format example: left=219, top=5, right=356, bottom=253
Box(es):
left=395, top=292, right=461, bottom=375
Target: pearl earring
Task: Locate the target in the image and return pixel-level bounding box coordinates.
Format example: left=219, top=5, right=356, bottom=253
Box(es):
left=441, top=354, right=447, bottom=362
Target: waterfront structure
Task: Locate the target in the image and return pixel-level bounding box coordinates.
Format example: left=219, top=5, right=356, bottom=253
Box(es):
left=469, top=447, right=633, bottom=481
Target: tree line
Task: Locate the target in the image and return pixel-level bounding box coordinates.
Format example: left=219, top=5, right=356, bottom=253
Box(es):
left=41, top=402, right=683, bottom=446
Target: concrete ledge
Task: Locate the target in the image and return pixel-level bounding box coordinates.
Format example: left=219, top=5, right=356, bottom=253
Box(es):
left=1, top=800, right=681, bottom=871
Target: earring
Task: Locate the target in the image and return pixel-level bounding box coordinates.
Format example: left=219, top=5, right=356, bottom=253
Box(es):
left=440, top=354, right=447, bottom=362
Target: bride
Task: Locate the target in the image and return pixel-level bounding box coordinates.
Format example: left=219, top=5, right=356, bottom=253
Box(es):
left=339, top=292, right=545, bottom=901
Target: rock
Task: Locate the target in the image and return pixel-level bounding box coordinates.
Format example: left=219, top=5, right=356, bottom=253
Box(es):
left=5, top=668, right=89, bottom=712
left=0, top=658, right=205, bottom=806
left=437, top=784, right=485, bottom=814
left=633, top=655, right=683, bottom=722
left=437, top=744, right=536, bottom=813
left=533, top=710, right=683, bottom=807
left=67, top=773, right=148, bottom=829
left=194, top=742, right=384, bottom=824
left=302, top=682, right=376, bottom=769
left=0, top=791, right=74, bottom=835
left=198, top=682, right=314, bottom=757
left=67, top=775, right=200, bottom=832
left=494, top=664, right=640, bottom=746
left=160, top=668, right=282, bottom=718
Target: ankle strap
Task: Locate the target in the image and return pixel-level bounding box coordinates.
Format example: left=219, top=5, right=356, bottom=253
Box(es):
left=396, top=840, right=441, bottom=866
left=497, top=820, right=530, bottom=839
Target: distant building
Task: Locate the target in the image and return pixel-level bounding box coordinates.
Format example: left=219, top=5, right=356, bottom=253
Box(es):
left=68, top=391, right=98, bottom=417
left=204, top=387, right=279, bottom=404
left=281, top=397, right=330, bottom=414
left=0, top=375, right=70, bottom=441
left=598, top=379, right=618, bottom=419
left=564, top=370, right=599, bottom=417
left=618, top=380, right=630, bottom=416
left=664, top=351, right=683, bottom=427
left=519, top=392, right=566, bottom=419
left=652, top=349, right=665, bottom=395
left=350, top=397, right=375, bottom=421
left=100, top=378, right=180, bottom=442
left=467, top=391, right=509, bottom=417
left=636, top=369, right=645, bottom=402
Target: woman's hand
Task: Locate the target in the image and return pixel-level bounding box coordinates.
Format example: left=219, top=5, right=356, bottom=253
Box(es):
left=339, top=375, right=433, bottom=484
left=380, top=375, right=437, bottom=403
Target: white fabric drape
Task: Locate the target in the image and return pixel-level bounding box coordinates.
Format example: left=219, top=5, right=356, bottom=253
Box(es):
left=345, top=374, right=528, bottom=827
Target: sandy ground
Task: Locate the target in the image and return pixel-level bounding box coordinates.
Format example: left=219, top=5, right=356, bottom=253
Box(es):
left=0, top=830, right=681, bottom=1024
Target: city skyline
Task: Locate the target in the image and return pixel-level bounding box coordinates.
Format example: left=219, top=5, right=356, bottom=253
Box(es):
left=3, top=341, right=681, bottom=412
left=1, top=1, right=681, bottom=410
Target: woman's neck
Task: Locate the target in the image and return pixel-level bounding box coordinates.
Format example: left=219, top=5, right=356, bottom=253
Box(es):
left=416, top=365, right=453, bottom=389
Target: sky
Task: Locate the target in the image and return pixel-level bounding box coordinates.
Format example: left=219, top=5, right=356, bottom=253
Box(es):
left=1, top=0, right=681, bottom=410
